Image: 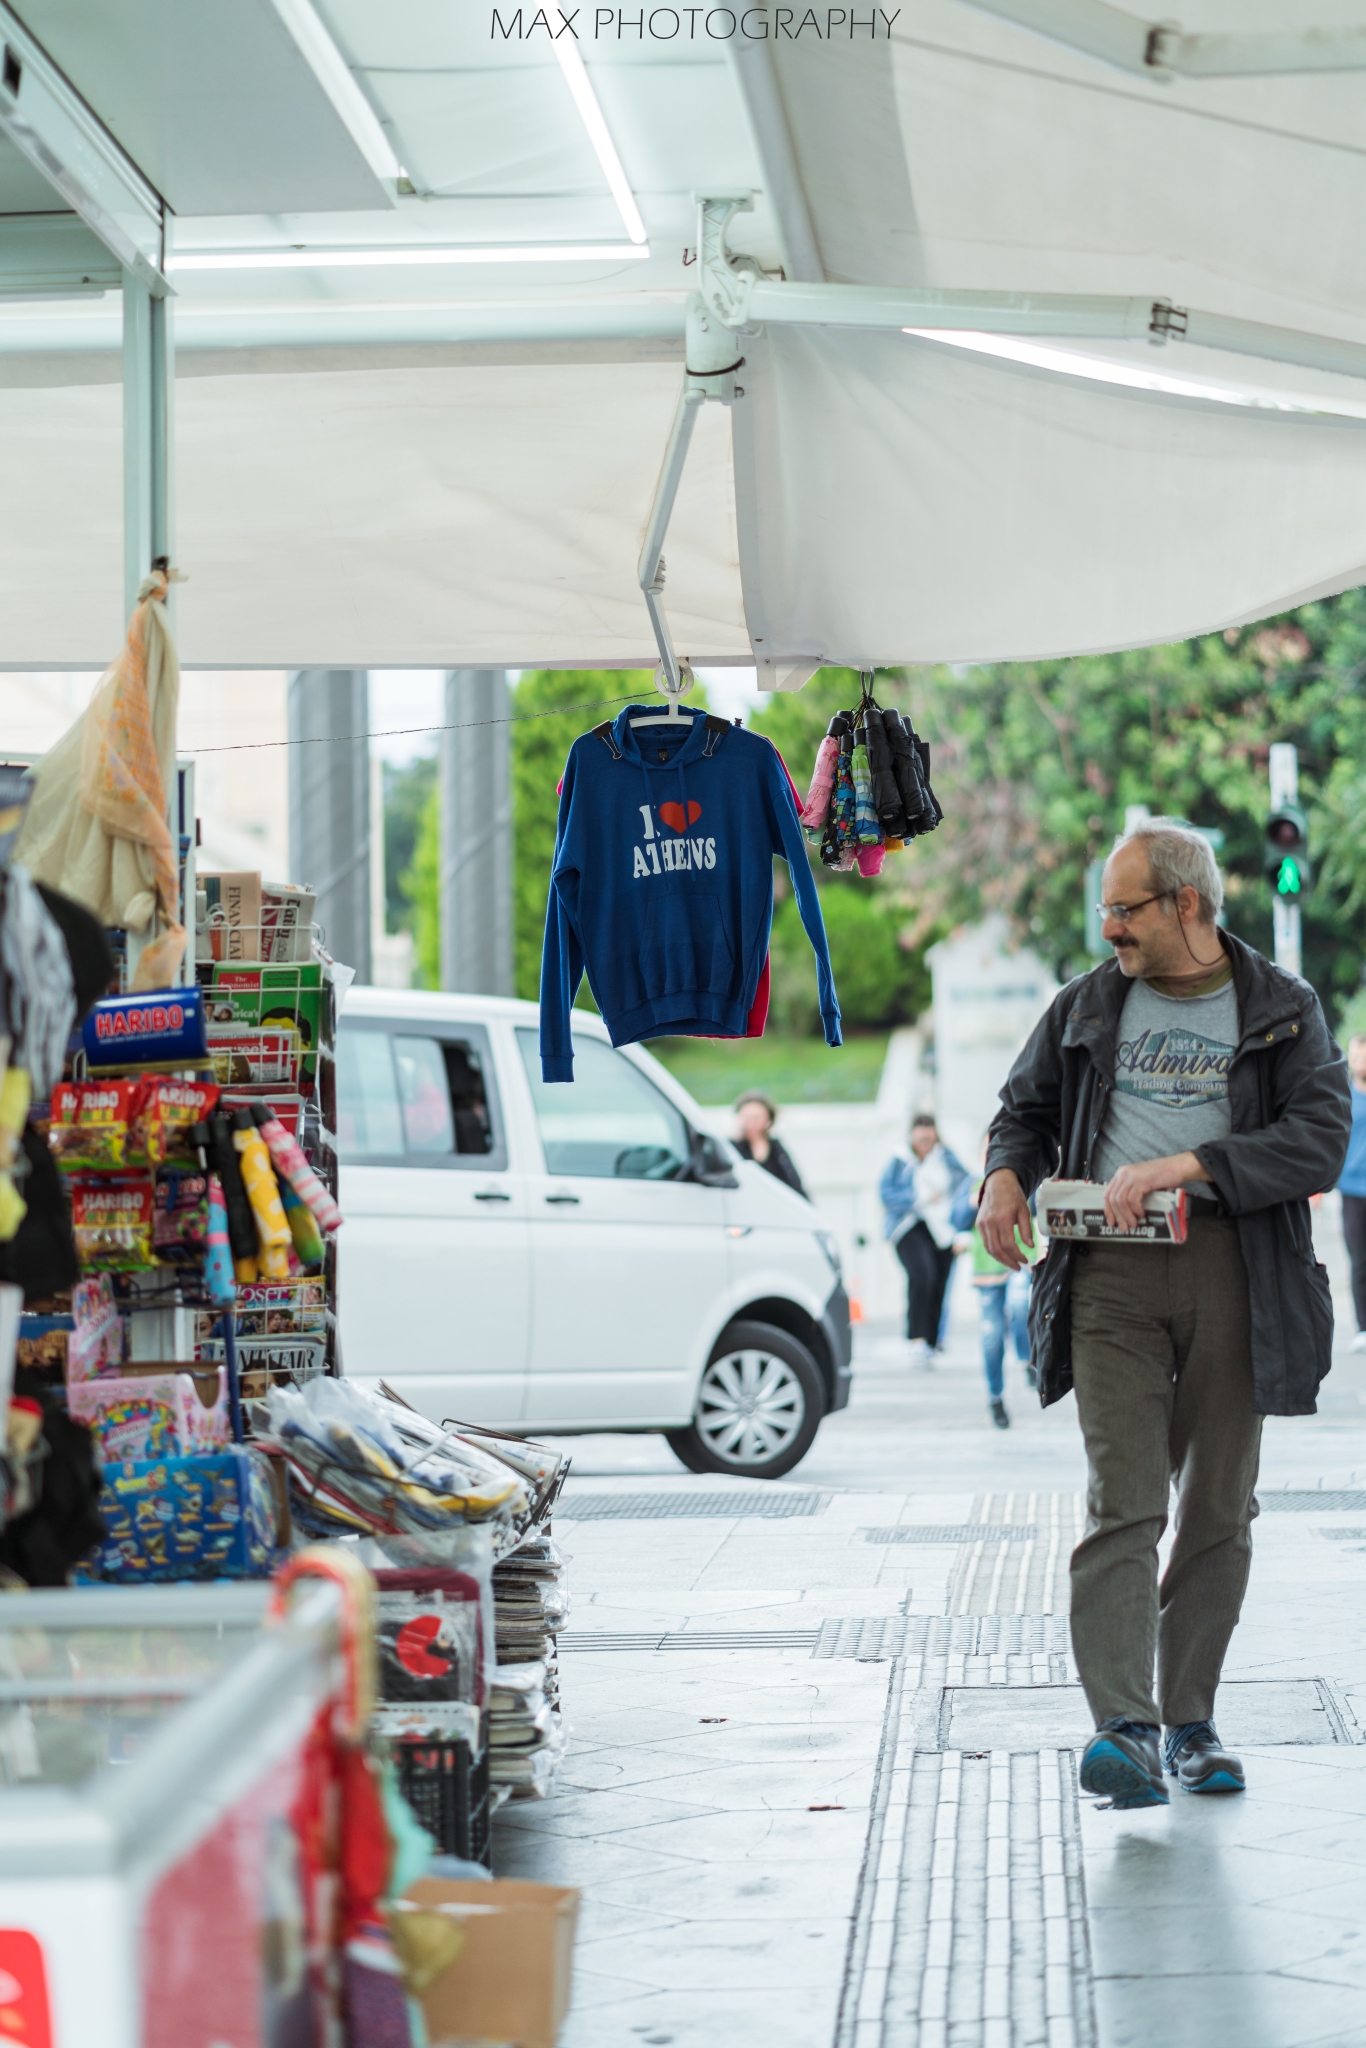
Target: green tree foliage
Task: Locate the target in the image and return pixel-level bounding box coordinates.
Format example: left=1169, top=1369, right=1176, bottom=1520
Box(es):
left=901, top=592, right=1366, bottom=1024
left=382, top=755, right=437, bottom=933
left=401, top=779, right=440, bottom=989
left=768, top=885, right=934, bottom=1036
left=393, top=671, right=651, bottom=996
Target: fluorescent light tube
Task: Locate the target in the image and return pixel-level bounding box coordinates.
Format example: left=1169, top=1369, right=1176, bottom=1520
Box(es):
left=552, top=22, right=648, bottom=245
left=168, top=244, right=651, bottom=273
left=904, top=328, right=1281, bottom=408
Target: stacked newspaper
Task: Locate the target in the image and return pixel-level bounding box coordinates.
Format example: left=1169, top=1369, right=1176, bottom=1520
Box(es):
left=490, top=1532, right=569, bottom=1797
left=488, top=1659, right=563, bottom=1798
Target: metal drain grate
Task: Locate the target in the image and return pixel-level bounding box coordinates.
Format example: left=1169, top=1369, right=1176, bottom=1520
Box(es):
left=555, top=1489, right=826, bottom=1521
left=1260, top=1492, right=1366, bottom=1511
left=862, top=1525, right=1037, bottom=1544
left=559, top=1629, right=819, bottom=1652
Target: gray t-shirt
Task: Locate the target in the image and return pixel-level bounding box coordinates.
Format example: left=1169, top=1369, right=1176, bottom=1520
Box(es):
left=1091, top=976, right=1238, bottom=1194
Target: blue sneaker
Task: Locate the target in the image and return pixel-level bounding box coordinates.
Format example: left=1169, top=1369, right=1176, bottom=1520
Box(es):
left=1080, top=1718, right=1169, bottom=1809
left=1163, top=1721, right=1245, bottom=1794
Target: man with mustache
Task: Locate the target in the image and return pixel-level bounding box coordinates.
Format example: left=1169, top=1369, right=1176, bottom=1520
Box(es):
left=978, top=819, right=1349, bottom=1808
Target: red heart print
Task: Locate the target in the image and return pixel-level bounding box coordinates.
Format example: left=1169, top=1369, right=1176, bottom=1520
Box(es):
left=659, top=800, right=702, bottom=834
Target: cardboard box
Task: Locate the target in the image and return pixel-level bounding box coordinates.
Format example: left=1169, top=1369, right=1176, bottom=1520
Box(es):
left=70, top=1366, right=230, bottom=1461
left=404, top=1879, right=580, bottom=2048
left=78, top=1444, right=282, bottom=1581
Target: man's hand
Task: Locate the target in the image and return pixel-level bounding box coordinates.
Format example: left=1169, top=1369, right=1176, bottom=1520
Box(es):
left=979, top=1168, right=1034, bottom=1271
left=1103, top=1152, right=1206, bottom=1231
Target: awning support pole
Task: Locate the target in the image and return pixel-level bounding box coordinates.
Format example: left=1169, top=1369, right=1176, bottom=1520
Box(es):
left=638, top=384, right=705, bottom=695
left=637, top=269, right=747, bottom=696
left=696, top=198, right=1366, bottom=387
left=954, top=0, right=1366, bottom=81
left=122, top=272, right=174, bottom=615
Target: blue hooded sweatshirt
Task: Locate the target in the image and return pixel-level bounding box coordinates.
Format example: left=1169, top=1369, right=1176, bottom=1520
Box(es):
left=540, top=706, right=841, bottom=1080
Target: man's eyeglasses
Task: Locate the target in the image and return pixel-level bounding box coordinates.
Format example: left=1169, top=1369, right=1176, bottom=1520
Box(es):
left=1096, top=891, right=1170, bottom=924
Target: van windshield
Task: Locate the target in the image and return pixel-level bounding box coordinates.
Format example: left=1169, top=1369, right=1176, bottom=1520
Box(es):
left=515, top=1030, right=691, bottom=1180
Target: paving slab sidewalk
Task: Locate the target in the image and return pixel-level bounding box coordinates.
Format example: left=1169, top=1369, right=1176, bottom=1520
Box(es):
left=497, top=1201, right=1366, bottom=2048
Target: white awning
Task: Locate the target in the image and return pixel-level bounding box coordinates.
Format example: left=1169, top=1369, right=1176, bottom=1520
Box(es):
left=2, top=0, right=1366, bottom=671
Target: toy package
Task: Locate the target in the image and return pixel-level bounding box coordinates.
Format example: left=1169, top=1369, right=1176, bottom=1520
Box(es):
left=70, top=1178, right=155, bottom=1270
left=1036, top=1177, right=1189, bottom=1246
left=78, top=1445, right=281, bottom=1581
left=69, top=1367, right=230, bottom=1462
left=65, top=1275, right=125, bottom=1383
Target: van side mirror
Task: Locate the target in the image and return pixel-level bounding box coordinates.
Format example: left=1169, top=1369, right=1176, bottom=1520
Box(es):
left=686, top=1128, right=738, bottom=1188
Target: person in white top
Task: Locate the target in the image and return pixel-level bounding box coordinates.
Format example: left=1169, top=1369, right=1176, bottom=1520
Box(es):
left=880, top=1114, right=967, bottom=1367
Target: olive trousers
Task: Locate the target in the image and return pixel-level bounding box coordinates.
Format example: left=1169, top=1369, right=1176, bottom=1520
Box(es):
left=1068, top=1217, right=1263, bottom=1729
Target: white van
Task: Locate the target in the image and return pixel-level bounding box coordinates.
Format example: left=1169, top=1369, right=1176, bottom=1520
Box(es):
left=335, top=989, right=851, bottom=1478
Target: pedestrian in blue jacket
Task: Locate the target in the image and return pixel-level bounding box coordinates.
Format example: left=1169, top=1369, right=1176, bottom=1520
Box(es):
left=881, top=1114, right=967, bottom=1367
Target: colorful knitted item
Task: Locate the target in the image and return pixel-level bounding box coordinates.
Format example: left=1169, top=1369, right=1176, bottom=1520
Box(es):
left=851, top=725, right=883, bottom=845
left=801, top=733, right=840, bottom=830
left=821, top=743, right=860, bottom=867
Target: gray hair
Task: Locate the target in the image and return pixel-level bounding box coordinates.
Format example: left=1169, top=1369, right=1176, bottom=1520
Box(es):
left=1111, top=816, right=1224, bottom=923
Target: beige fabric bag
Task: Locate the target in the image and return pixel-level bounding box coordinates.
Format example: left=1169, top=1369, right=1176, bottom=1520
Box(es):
left=18, top=568, right=186, bottom=989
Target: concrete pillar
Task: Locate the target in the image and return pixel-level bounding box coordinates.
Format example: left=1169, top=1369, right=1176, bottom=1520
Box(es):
left=288, top=670, right=372, bottom=981
left=440, top=670, right=513, bottom=995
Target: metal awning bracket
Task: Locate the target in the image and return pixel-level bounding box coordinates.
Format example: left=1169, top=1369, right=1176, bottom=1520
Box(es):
left=696, top=192, right=760, bottom=331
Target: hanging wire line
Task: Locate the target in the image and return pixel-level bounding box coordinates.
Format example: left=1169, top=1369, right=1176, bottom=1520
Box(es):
left=191, top=692, right=654, bottom=753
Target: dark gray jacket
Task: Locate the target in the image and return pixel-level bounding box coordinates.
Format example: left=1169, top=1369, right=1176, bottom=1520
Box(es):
left=984, top=933, right=1351, bottom=1416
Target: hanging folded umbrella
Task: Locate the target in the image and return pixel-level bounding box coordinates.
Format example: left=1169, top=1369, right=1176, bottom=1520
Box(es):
left=17, top=566, right=187, bottom=991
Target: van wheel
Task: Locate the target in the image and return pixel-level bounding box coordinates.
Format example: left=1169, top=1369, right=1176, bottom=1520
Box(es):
left=665, top=1321, right=823, bottom=1481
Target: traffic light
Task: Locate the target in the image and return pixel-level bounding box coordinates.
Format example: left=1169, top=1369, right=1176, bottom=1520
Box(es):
left=1264, top=805, right=1312, bottom=900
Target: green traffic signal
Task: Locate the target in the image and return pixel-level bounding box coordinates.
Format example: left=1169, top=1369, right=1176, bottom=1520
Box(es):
left=1264, top=805, right=1312, bottom=900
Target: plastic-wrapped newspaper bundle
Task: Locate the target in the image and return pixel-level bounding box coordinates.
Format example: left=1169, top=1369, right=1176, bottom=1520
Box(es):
left=491, top=1530, right=570, bottom=1797
left=254, top=1378, right=529, bottom=1537
left=257, top=1381, right=575, bottom=1803
left=489, top=1659, right=564, bottom=1798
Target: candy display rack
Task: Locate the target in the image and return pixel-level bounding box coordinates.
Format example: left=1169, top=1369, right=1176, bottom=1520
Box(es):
left=17, top=816, right=347, bottom=1582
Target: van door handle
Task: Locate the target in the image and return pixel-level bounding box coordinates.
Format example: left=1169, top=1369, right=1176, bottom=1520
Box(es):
left=545, top=1193, right=581, bottom=1205
left=474, top=1191, right=511, bottom=1202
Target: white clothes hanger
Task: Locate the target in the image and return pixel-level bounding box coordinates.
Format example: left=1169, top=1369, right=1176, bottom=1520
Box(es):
left=630, top=658, right=701, bottom=728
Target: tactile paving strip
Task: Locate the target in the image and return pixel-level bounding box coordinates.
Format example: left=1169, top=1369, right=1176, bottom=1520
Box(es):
left=555, top=1489, right=827, bottom=1521
left=836, top=1673, right=1095, bottom=2048
left=947, top=1493, right=1085, bottom=1617
left=812, top=1615, right=1073, bottom=1663
left=558, top=1629, right=820, bottom=1653
left=1260, top=1491, right=1366, bottom=1511
left=863, top=1527, right=1038, bottom=1545
left=558, top=1615, right=1076, bottom=1661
